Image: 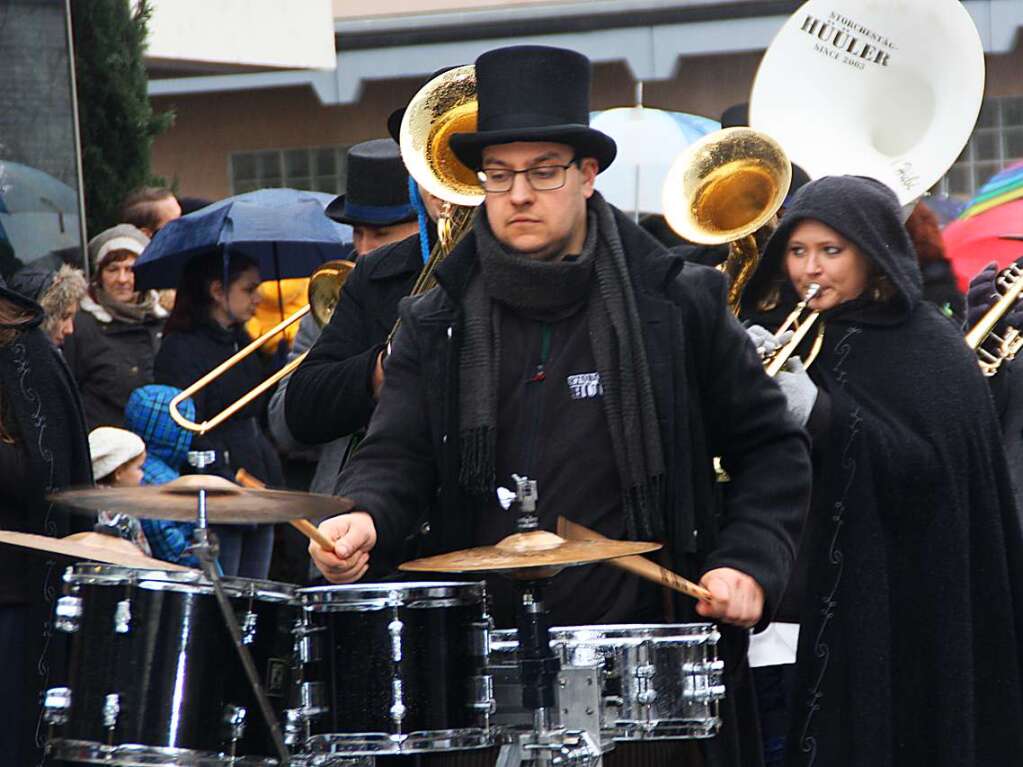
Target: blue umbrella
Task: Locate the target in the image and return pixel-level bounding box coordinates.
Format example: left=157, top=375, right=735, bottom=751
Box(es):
left=134, top=188, right=353, bottom=290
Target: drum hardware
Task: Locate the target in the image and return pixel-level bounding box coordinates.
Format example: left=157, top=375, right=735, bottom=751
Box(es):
left=168, top=259, right=355, bottom=435
left=183, top=449, right=292, bottom=764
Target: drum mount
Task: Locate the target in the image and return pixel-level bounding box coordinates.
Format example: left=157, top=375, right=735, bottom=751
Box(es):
left=495, top=476, right=602, bottom=767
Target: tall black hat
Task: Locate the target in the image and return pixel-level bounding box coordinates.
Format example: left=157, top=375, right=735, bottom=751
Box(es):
left=326, top=139, right=416, bottom=227
left=387, top=66, right=461, bottom=144
left=449, top=46, right=616, bottom=173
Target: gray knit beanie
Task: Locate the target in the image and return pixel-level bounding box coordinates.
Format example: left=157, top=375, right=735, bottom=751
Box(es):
left=87, top=224, right=150, bottom=276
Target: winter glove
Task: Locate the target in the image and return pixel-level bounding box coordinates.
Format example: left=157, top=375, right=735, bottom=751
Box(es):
left=745, top=324, right=794, bottom=358
left=776, top=357, right=817, bottom=427
left=965, top=260, right=1023, bottom=330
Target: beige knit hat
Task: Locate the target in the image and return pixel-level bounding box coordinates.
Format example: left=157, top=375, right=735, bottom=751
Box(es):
left=89, top=426, right=146, bottom=481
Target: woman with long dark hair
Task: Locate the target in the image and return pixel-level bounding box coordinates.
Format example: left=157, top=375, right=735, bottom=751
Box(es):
left=740, top=176, right=1023, bottom=767
left=154, top=251, right=283, bottom=578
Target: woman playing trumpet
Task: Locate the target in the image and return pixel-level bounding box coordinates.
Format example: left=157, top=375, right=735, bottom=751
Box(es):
left=740, top=176, right=1023, bottom=767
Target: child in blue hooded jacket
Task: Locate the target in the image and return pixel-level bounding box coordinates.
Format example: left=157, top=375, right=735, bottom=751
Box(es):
left=124, top=385, right=199, bottom=566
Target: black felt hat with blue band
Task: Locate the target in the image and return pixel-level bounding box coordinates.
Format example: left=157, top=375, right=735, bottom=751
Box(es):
left=326, top=139, right=416, bottom=226
left=449, top=46, right=616, bottom=173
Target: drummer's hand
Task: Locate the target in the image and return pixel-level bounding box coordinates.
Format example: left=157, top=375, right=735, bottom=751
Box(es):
left=694, top=567, right=764, bottom=629
left=310, top=512, right=377, bottom=583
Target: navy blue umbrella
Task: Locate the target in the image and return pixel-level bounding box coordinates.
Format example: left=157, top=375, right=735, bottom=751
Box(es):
left=133, top=188, right=353, bottom=290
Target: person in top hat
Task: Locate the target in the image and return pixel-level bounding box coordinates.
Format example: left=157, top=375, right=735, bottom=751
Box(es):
left=325, top=139, right=420, bottom=256
left=309, top=45, right=811, bottom=767
left=281, top=104, right=447, bottom=467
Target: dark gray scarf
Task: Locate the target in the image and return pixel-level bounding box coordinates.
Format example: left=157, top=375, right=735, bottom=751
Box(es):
left=461, top=193, right=665, bottom=538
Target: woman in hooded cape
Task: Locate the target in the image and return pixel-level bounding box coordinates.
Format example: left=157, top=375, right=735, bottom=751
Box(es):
left=740, top=176, right=1023, bottom=767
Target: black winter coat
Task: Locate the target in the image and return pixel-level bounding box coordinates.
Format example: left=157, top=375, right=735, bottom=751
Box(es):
left=154, top=322, right=283, bottom=487
left=337, top=209, right=813, bottom=767
left=63, top=292, right=165, bottom=429
left=285, top=233, right=422, bottom=444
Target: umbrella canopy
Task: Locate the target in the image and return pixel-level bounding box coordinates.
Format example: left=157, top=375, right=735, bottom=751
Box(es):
left=134, top=188, right=352, bottom=290
left=590, top=108, right=719, bottom=217
left=0, top=161, right=82, bottom=268
left=943, top=163, right=1023, bottom=291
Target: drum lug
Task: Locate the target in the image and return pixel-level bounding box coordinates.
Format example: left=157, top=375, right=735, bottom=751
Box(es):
left=102, top=693, right=120, bottom=729
left=634, top=663, right=657, bottom=705
left=470, top=618, right=492, bottom=657
left=223, top=704, right=248, bottom=742
left=390, top=678, right=407, bottom=726
left=295, top=630, right=322, bottom=663
left=284, top=707, right=304, bottom=748
left=682, top=659, right=727, bottom=703
left=388, top=617, right=403, bottom=662
left=299, top=680, right=327, bottom=717
left=240, top=610, right=258, bottom=645
left=113, top=599, right=131, bottom=634
left=42, top=687, right=72, bottom=725
left=54, top=595, right=83, bottom=633
left=467, top=674, right=496, bottom=714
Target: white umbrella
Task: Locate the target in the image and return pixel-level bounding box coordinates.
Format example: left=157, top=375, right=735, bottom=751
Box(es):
left=592, top=107, right=719, bottom=219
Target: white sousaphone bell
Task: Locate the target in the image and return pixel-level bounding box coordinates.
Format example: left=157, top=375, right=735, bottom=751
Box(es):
left=749, top=0, right=986, bottom=206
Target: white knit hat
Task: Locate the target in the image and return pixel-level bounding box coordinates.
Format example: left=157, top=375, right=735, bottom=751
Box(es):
left=89, top=427, right=146, bottom=481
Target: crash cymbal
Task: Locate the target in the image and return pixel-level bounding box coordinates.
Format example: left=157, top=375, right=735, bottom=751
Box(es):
left=49, top=476, right=356, bottom=524
left=0, top=531, right=191, bottom=571
left=399, top=529, right=662, bottom=577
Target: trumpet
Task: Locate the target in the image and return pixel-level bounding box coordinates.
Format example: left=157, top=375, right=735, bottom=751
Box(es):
left=169, top=259, right=354, bottom=434
left=762, top=283, right=824, bottom=377
left=964, top=264, right=1023, bottom=377
left=662, top=127, right=792, bottom=314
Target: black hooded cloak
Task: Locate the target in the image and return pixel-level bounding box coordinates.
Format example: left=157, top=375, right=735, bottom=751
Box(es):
left=745, top=177, right=1023, bottom=767
left=0, top=280, right=92, bottom=765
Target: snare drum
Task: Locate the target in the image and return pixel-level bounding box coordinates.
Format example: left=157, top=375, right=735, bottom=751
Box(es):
left=489, top=623, right=725, bottom=744
left=44, top=563, right=298, bottom=766
left=294, top=581, right=494, bottom=759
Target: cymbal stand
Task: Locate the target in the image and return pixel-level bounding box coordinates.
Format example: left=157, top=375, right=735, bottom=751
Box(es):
left=495, top=476, right=601, bottom=767
left=186, top=450, right=291, bottom=765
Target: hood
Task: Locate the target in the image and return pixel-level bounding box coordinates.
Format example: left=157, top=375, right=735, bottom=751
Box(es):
left=124, top=384, right=195, bottom=469
left=746, top=175, right=922, bottom=325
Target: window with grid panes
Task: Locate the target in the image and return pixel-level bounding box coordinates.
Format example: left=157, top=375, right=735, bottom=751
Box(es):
left=936, top=96, right=1023, bottom=198
left=230, top=146, right=349, bottom=195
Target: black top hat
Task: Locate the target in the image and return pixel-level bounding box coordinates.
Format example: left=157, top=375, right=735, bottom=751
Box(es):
left=449, top=46, right=616, bottom=173
left=720, top=103, right=749, bottom=129
left=326, top=139, right=416, bottom=227
left=387, top=66, right=462, bottom=144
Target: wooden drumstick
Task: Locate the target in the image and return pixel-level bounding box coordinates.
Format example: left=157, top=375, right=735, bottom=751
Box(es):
left=556, top=516, right=713, bottom=601
left=234, top=469, right=335, bottom=552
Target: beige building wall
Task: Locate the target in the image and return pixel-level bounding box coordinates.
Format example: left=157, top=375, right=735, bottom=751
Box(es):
left=332, top=0, right=588, bottom=18
left=151, top=43, right=1023, bottom=202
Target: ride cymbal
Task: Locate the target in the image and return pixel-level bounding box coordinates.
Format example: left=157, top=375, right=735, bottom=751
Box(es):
left=0, top=531, right=191, bottom=571
left=400, top=529, right=661, bottom=577
left=49, top=475, right=356, bottom=524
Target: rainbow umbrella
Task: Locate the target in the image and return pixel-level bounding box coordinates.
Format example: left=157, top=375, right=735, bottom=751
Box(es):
left=943, top=162, right=1023, bottom=291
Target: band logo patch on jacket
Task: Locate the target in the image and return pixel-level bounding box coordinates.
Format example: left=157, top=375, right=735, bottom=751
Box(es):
left=567, top=372, right=603, bottom=400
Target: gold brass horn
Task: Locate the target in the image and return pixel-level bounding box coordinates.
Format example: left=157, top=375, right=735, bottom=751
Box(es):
left=662, top=127, right=791, bottom=313
left=762, top=283, right=825, bottom=377
left=169, top=259, right=354, bottom=434
left=387, top=65, right=482, bottom=347
left=965, top=264, right=1023, bottom=377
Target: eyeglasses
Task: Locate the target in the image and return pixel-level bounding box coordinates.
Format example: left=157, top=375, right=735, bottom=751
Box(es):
left=476, top=161, right=578, bottom=193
